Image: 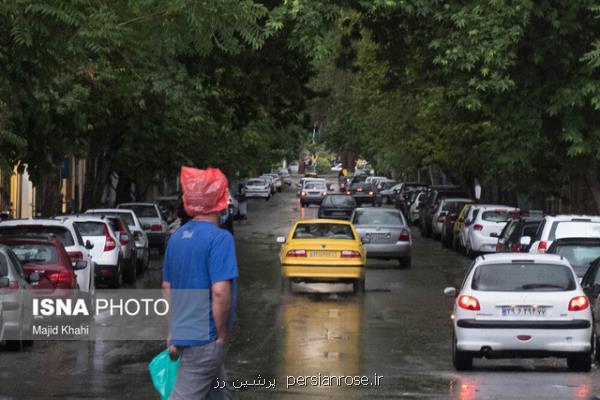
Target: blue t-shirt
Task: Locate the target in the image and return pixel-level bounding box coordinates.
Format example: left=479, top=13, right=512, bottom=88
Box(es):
left=163, top=221, right=238, bottom=346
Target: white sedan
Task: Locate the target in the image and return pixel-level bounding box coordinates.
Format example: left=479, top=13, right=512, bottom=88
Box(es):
left=444, top=253, right=593, bottom=371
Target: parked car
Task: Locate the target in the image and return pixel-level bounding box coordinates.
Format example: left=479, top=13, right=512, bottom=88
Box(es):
left=65, top=216, right=132, bottom=287
left=98, top=215, right=138, bottom=274
left=351, top=208, right=411, bottom=268
left=377, top=183, right=402, bottom=206
left=277, top=168, right=292, bottom=186
left=300, top=180, right=328, bottom=207
left=462, top=205, right=518, bottom=257
left=0, top=238, right=81, bottom=295
left=118, top=202, right=170, bottom=255
left=0, top=245, right=35, bottom=350
left=431, top=198, right=473, bottom=240
left=245, top=178, right=271, bottom=200
left=262, top=174, right=283, bottom=192
left=277, top=219, right=366, bottom=294
left=348, top=182, right=376, bottom=206
left=528, top=215, right=600, bottom=254
left=444, top=253, right=593, bottom=372
left=581, top=257, right=600, bottom=304
left=546, top=238, right=600, bottom=279
left=419, top=185, right=468, bottom=238
left=318, top=194, right=357, bottom=220
left=496, top=214, right=543, bottom=253
left=85, top=209, right=150, bottom=271
left=394, top=183, right=428, bottom=216
left=156, top=195, right=179, bottom=224
left=452, top=204, right=473, bottom=251
left=0, top=219, right=95, bottom=295
left=260, top=175, right=277, bottom=195
left=441, top=202, right=473, bottom=248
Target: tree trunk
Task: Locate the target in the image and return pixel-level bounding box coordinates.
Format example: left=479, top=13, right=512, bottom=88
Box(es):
left=35, top=172, right=61, bottom=217
left=586, top=162, right=600, bottom=213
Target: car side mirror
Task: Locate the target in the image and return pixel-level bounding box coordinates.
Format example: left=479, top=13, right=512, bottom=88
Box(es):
left=0, top=276, right=10, bottom=288
left=74, top=260, right=88, bottom=271
left=276, top=236, right=286, bottom=244
left=28, top=271, right=40, bottom=283
left=443, top=287, right=457, bottom=298
left=520, top=236, right=532, bottom=247
left=85, top=240, right=94, bottom=250
left=490, top=232, right=499, bottom=238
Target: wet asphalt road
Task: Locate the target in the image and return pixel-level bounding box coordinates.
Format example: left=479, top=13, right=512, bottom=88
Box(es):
left=0, top=180, right=598, bottom=399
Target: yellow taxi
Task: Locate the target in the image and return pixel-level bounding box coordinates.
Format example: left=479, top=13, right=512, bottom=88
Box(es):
left=277, top=219, right=366, bottom=294
left=452, top=204, right=473, bottom=250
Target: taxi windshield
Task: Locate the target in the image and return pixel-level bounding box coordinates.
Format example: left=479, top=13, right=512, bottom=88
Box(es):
left=292, top=223, right=355, bottom=240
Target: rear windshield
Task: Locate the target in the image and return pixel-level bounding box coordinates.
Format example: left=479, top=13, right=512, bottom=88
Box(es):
left=304, top=182, right=326, bottom=191
left=472, top=263, right=576, bottom=291
left=353, top=210, right=404, bottom=226
left=322, top=196, right=356, bottom=207
left=247, top=179, right=265, bottom=186
left=120, top=205, right=158, bottom=218
left=74, top=222, right=106, bottom=236
left=521, top=223, right=540, bottom=238
left=482, top=210, right=510, bottom=222
left=88, top=212, right=135, bottom=227
left=553, top=244, right=600, bottom=277
left=10, top=244, right=58, bottom=264
left=351, top=182, right=371, bottom=190
left=293, top=223, right=355, bottom=240
left=550, top=221, right=600, bottom=241
left=0, top=226, right=75, bottom=247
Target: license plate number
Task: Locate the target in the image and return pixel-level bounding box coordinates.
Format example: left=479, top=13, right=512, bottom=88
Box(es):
left=501, top=306, right=547, bottom=317
left=309, top=251, right=337, bottom=257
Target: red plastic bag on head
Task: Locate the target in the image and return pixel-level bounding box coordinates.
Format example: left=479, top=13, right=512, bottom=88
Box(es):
left=180, top=166, right=229, bottom=216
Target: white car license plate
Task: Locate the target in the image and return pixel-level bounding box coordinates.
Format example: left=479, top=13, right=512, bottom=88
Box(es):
left=501, top=306, right=547, bottom=317
left=309, top=250, right=337, bottom=258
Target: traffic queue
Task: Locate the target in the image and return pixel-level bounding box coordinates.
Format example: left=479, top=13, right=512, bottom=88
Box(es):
left=275, top=169, right=600, bottom=373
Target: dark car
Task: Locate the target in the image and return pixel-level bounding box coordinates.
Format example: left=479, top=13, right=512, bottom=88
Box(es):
left=318, top=195, right=357, bottom=220
left=418, top=185, right=467, bottom=238
left=440, top=201, right=473, bottom=248
left=375, top=181, right=398, bottom=206
left=581, top=258, right=600, bottom=304
left=496, top=215, right=543, bottom=253
left=546, top=237, right=600, bottom=278
left=348, top=182, right=376, bottom=206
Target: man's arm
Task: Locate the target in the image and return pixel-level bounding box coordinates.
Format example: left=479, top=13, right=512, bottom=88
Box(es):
left=212, top=280, right=232, bottom=344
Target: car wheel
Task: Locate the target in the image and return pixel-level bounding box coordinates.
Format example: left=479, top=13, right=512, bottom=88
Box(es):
left=281, top=277, right=292, bottom=295
left=452, top=332, right=473, bottom=371
left=353, top=279, right=365, bottom=295
left=399, top=257, right=411, bottom=269
left=266, top=195, right=271, bottom=202
left=567, top=352, right=592, bottom=372
left=159, top=240, right=166, bottom=256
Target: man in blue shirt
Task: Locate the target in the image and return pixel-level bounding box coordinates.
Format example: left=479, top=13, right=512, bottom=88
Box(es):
left=163, top=167, right=238, bottom=400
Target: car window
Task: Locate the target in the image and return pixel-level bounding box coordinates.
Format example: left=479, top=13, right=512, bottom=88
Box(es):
left=499, top=221, right=515, bottom=240
left=292, top=223, right=355, bottom=240
left=304, top=182, right=326, bottom=190
left=0, top=253, right=8, bottom=276
left=247, top=179, right=265, bottom=186
left=353, top=210, right=404, bottom=226
left=534, top=219, right=546, bottom=241
left=7, top=250, right=25, bottom=279
left=0, top=226, right=75, bottom=247
left=11, top=244, right=58, bottom=264
left=120, top=205, right=159, bottom=218
left=521, top=223, right=540, bottom=239
left=481, top=210, right=510, bottom=222
left=472, top=263, right=575, bottom=291
left=553, top=244, right=600, bottom=276
left=74, top=222, right=106, bottom=237
left=550, top=221, right=600, bottom=241
left=90, top=212, right=135, bottom=227
left=323, top=196, right=355, bottom=207
left=595, top=267, right=600, bottom=285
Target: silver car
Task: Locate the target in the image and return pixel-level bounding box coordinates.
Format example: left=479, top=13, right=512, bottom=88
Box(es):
left=0, top=245, right=34, bottom=350
left=351, top=208, right=412, bottom=268
left=117, top=203, right=170, bottom=255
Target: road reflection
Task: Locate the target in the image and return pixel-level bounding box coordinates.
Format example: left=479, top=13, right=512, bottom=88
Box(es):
left=279, top=294, right=363, bottom=398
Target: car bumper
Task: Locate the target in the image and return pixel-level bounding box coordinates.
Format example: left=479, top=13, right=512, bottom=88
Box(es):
left=301, top=196, right=324, bottom=205
left=94, top=264, right=119, bottom=283
left=363, top=242, right=411, bottom=259
left=146, top=232, right=167, bottom=247
left=455, top=319, right=592, bottom=354
left=282, top=265, right=365, bottom=281
left=246, top=191, right=270, bottom=198
left=471, top=234, right=499, bottom=253
left=352, top=195, right=374, bottom=204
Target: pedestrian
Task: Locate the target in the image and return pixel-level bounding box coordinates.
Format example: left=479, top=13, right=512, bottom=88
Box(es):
left=163, top=166, right=238, bottom=400
left=236, top=183, right=247, bottom=221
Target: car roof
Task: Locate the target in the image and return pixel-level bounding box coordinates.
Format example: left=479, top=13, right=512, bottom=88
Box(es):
left=474, top=253, right=568, bottom=265
left=87, top=208, right=136, bottom=214
left=543, top=214, right=600, bottom=221
left=118, top=203, right=155, bottom=207
left=60, top=215, right=108, bottom=223
left=296, top=218, right=352, bottom=225
left=0, top=219, right=71, bottom=227
left=441, top=197, right=473, bottom=203
left=0, top=237, right=62, bottom=246
left=472, top=204, right=515, bottom=210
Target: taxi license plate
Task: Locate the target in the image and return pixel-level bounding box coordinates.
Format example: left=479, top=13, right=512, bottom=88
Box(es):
left=309, top=250, right=337, bottom=257
left=501, top=306, right=547, bottom=317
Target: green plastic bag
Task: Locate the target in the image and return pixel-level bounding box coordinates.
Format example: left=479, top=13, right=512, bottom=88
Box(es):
left=149, top=350, right=180, bottom=400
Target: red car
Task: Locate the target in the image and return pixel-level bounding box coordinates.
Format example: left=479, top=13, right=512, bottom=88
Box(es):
left=0, top=238, right=80, bottom=296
